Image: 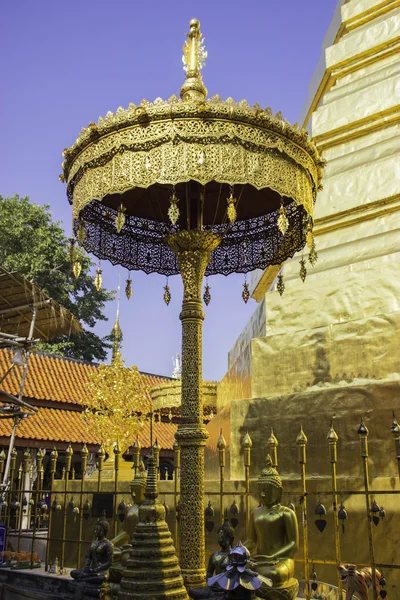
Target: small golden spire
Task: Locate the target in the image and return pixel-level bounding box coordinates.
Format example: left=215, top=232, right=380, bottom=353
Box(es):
left=180, top=18, right=208, bottom=102
left=111, top=274, right=122, bottom=362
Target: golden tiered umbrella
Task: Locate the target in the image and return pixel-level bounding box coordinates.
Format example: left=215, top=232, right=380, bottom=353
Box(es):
left=61, top=19, right=324, bottom=587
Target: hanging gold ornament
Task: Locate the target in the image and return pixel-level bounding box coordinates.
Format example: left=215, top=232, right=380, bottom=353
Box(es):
left=77, top=220, right=86, bottom=246
left=94, top=268, right=102, bottom=291
left=277, top=273, right=285, bottom=296
left=163, top=282, right=171, bottom=305
left=306, top=223, right=314, bottom=250
left=242, top=281, right=250, bottom=304
left=299, top=257, right=307, bottom=282
left=115, top=203, right=126, bottom=233
left=309, top=238, right=318, bottom=266
left=226, top=190, right=237, bottom=224
left=68, top=239, right=76, bottom=264
left=73, top=259, right=82, bottom=279
left=125, top=274, right=132, bottom=300
left=203, top=282, right=211, bottom=306
left=277, top=201, right=289, bottom=235
left=168, top=190, right=180, bottom=225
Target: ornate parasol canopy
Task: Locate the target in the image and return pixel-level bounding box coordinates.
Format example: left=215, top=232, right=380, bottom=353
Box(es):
left=62, top=19, right=324, bottom=277
left=61, top=18, right=325, bottom=589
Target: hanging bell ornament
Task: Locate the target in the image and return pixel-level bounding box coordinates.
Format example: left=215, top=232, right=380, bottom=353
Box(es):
left=203, top=283, right=211, bottom=306
left=52, top=498, right=62, bottom=512
left=77, top=220, right=86, bottom=246
left=118, top=500, right=126, bottom=522
left=226, top=191, right=237, bottom=224
left=68, top=239, right=76, bottom=264
left=83, top=499, right=91, bottom=519
left=314, top=501, right=327, bottom=533
left=277, top=274, right=285, bottom=296
left=309, top=238, right=318, bottom=267
left=73, top=259, right=82, bottom=279
left=306, top=223, right=314, bottom=250
left=338, top=505, right=348, bottom=533
left=94, top=268, right=102, bottom=291
left=229, top=500, right=239, bottom=529
left=125, top=274, right=132, bottom=300
left=115, top=203, right=126, bottom=233
left=163, top=283, right=171, bottom=306
left=205, top=500, right=215, bottom=533
left=299, top=257, right=307, bottom=282
left=277, top=201, right=289, bottom=235
left=311, top=567, right=318, bottom=592
left=371, top=500, right=380, bottom=526
left=242, top=281, right=250, bottom=304
left=168, top=191, right=180, bottom=225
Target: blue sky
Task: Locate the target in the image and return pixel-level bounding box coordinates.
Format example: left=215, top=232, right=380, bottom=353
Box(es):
left=0, top=0, right=338, bottom=379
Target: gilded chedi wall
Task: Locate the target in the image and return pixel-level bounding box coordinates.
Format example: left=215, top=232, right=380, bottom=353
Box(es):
left=207, top=0, right=400, bottom=475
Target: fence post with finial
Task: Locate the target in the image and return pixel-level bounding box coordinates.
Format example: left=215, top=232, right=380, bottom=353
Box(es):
left=173, top=437, right=180, bottom=551
left=132, top=436, right=141, bottom=477
left=77, top=443, right=88, bottom=569
left=296, top=426, right=309, bottom=600
left=267, top=429, right=278, bottom=468
left=241, top=430, right=252, bottom=536
left=358, top=419, right=378, bottom=600
left=61, top=443, right=73, bottom=570
left=114, top=441, right=121, bottom=537
left=217, top=430, right=226, bottom=522
left=327, top=421, right=342, bottom=597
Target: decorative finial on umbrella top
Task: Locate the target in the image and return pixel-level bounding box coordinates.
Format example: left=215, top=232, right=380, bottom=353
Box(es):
left=180, top=18, right=208, bottom=102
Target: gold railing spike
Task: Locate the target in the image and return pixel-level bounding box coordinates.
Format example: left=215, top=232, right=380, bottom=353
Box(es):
left=267, top=428, right=278, bottom=468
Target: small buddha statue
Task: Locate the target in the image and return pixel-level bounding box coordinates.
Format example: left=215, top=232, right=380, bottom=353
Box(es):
left=71, top=518, right=113, bottom=585
left=189, top=519, right=235, bottom=599
left=109, top=460, right=147, bottom=583
left=244, top=455, right=299, bottom=600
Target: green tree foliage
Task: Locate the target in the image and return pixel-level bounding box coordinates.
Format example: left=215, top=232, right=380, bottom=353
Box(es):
left=0, top=194, right=114, bottom=361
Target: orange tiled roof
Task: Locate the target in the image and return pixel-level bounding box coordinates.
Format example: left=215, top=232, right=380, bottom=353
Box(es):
left=0, top=406, right=178, bottom=449
left=0, top=348, right=169, bottom=406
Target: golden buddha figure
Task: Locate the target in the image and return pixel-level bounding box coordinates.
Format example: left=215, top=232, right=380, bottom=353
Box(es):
left=244, top=455, right=299, bottom=600
left=109, top=460, right=147, bottom=583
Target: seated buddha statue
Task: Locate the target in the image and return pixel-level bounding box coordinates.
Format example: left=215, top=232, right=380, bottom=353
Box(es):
left=189, top=518, right=235, bottom=599
left=71, top=518, right=113, bottom=585
left=243, top=455, right=299, bottom=600
left=109, top=460, right=147, bottom=583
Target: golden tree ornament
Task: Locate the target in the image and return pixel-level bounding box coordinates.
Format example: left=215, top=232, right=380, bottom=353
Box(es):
left=72, top=259, right=82, bottom=279
left=226, top=191, right=237, bottom=224
left=68, top=239, right=76, bottom=265
left=81, top=351, right=147, bottom=453
left=164, top=281, right=171, bottom=305
left=94, top=267, right=102, bottom=291
left=168, top=190, right=180, bottom=225
left=115, top=203, right=126, bottom=233
left=277, top=273, right=285, bottom=296
left=242, top=281, right=250, bottom=304
left=277, top=201, right=289, bottom=235
left=125, top=274, right=132, bottom=300
left=299, top=257, right=307, bottom=282
left=77, top=220, right=87, bottom=246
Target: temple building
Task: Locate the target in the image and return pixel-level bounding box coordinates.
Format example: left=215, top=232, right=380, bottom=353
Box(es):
left=0, top=348, right=177, bottom=479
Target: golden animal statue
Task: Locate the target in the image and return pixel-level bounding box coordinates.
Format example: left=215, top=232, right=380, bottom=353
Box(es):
left=109, top=460, right=147, bottom=583
left=338, top=564, right=385, bottom=600
left=244, top=455, right=299, bottom=600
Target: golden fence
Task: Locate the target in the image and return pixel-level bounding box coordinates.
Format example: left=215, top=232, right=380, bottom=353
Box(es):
left=0, top=415, right=399, bottom=600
